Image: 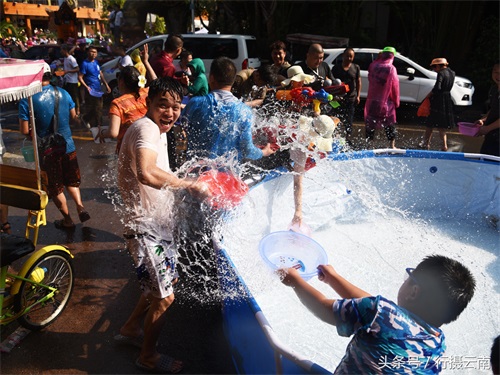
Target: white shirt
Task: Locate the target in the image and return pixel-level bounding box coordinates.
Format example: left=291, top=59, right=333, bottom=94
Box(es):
left=117, top=116, right=174, bottom=240
left=63, top=54, right=79, bottom=84
left=119, top=55, right=133, bottom=68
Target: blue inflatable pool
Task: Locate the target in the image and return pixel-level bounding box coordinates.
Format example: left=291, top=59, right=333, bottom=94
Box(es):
left=216, top=149, right=499, bottom=375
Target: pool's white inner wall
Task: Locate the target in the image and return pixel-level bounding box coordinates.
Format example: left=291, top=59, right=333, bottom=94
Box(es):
left=220, top=156, right=500, bottom=374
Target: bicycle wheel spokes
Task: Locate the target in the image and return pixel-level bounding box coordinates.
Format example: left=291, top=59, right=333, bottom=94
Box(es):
left=14, top=250, right=74, bottom=331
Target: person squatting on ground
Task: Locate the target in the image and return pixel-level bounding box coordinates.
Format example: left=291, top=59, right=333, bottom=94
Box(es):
left=475, top=63, right=500, bottom=157
left=115, top=77, right=210, bottom=373
left=331, top=47, right=361, bottom=145
left=280, top=255, right=475, bottom=374
left=364, top=46, right=400, bottom=148
left=78, top=46, right=111, bottom=129
left=421, top=58, right=456, bottom=151
left=98, top=66, right=148, bottom=153
left=19, top=63, right=90, bottom=229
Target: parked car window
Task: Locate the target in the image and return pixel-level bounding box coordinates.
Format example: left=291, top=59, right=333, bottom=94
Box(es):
left=332, top=53, right=343, bottom=67
left=140, top=40, right=164, bottom=62
left=245, top=39, right=258, bottom=58
left=353, top=52, right=374, bottom=71
left=183, top=38, right=238, bottom=60
left=393, top=57, right=427, bottom=78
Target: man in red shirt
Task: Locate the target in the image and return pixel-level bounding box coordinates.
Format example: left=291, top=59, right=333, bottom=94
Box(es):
left=150, top=34, right=184, bottom=78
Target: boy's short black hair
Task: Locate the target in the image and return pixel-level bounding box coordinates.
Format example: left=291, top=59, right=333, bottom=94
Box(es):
left=165, top=34, right=184, bottom=53
left=147, top=76, right=183, bottom=103
left=413, top=255, right=475, bottom=325
left=179, top=50, right=192, bottom=60
left=256, top=64, right=277, bottom=85
left=210, top=57, right=236, bottom=86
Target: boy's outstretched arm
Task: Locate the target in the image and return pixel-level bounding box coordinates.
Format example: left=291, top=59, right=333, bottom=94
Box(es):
left=280, top=268, right=337, bottom=325
left=317, top=264, right=371, bottom=299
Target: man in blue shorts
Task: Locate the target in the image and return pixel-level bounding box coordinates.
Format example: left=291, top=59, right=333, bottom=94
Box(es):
left=280, top=255, right=475, bottom=374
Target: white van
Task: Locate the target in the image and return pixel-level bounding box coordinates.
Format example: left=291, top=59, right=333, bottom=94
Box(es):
left=102, top=34, right=261, bottom=99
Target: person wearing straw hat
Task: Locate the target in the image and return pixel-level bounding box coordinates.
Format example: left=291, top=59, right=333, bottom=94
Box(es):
left=364, top=46, right=400, bottom=149
left=280, top=65, right=315, bottom=88
left=420, top=57, right=455, bottom=151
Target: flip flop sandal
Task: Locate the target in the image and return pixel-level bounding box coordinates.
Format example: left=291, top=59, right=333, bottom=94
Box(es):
left=78, top=211, right=91, bottom=223
left=54, top=219, right=76, bottom=230
left=135, top=354, right=183, bottom=374
left=113, top=333, right=144, bottom=348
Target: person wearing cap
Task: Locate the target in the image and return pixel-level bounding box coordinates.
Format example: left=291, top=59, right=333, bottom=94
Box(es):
left=421, top=57, right=455, bottom=151
left=474, top=63, right=500, bottom=157
left=19, top=63, right=90, bottom=229
left=290, top=115, right=338, bottom=229
left=299, top=44, right=335, bottom=92
left=364, top=46, right=400, bottom=149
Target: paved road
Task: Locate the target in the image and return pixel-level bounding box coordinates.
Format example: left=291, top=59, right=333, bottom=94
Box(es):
left=0, top=101, right=485, bottom=375
left=0, top=113, right=236, bottom=374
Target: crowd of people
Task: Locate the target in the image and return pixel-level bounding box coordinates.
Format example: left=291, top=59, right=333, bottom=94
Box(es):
left=1, top=33, right=498, bottom=374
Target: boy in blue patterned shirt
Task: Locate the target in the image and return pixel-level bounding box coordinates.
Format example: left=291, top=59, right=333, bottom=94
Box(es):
left=280, top=255, right=476, bottom=374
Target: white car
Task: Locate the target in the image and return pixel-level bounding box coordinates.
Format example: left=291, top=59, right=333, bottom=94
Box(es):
left=323, top=48, right=474, bottom=106
left=102, top=34, right=261, bottom=99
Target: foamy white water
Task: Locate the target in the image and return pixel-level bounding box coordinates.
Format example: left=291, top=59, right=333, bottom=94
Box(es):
left=220, top=156, right=500, bottom=374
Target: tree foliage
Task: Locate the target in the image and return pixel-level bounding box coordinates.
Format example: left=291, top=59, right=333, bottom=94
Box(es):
left=0, top=21, right=24, bottom=40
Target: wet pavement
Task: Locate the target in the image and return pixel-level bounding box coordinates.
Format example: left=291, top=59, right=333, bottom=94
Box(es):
left=0, top=101, right=485, bottom=375
left=0, top=105, right=236, bottom=375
